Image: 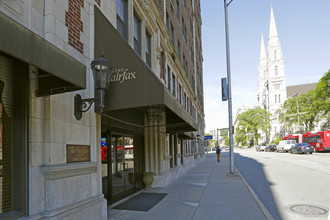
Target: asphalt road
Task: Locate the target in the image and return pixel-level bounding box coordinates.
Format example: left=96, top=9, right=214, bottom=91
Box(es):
left=234, top=148, right=330, bottom=220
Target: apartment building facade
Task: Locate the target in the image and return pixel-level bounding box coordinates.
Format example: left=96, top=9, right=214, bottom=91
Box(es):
left=0, top=0, right=204, bottom=219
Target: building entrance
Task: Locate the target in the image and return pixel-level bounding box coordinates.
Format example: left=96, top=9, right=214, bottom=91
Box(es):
left=101, top=130, right=144, bottom=204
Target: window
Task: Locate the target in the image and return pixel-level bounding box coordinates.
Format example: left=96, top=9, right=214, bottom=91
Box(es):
left=133, top=12, right=141, bottom=56
left=275, top=66, right=278, bottom=76
left=172, top=74, right=176, bottom=97
left=278, top=94, right=281, bottom=103
left=183, top=55, right=186, bottom=72
left=184, top=92, right=187, bottom=110
left=167, top=66, right=171, bottom=91
left=170, top=24, right=175, bottom=46
left=275, top=95, right=277, bottom=103
left=166, top=12, right=170, bottom=31
left=274, top=84, right=280, bottom=90
left=117, top=0, right=128, bottom=41
left=177, top=1, right=180, bottom=21
left=177, top=41, right=181, bottom=61
left=179, top=84, right=182, bottom=104
left=0, top=55, right=28, bottom=216
left=146, top=30, right=151, bottom=67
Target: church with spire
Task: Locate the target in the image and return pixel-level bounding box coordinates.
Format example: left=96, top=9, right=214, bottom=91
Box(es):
left=258, top=4, right=287, bottom=142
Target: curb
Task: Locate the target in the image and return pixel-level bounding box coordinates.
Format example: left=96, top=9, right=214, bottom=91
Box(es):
left=235, top=167, right=274, bottom=220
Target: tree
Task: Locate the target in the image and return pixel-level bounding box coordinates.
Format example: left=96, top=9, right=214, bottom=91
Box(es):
left=235, top=107, right=271, bottom=145
left=277, top=70, right=330, bottom=132
left=234, top=128, right=247, bottom=147
left=313, top=70, right=330, bottom=129
left=278, top=90, right=317, bottom=132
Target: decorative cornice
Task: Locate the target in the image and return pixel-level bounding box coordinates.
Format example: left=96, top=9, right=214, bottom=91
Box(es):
left=41, top=162, right=97, bottom=180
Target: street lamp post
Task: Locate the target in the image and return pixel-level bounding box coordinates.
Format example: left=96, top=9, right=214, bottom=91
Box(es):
left=224, top=0, right=235, bottom=175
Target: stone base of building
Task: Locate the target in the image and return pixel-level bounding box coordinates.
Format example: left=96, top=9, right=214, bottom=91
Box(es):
left=152, top=154, right=204, bottom=188
left=22, top=195, right=107, bottom=220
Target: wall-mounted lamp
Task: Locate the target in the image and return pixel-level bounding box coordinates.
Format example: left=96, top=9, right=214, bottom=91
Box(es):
left=74, top=51, right=112, bottom=120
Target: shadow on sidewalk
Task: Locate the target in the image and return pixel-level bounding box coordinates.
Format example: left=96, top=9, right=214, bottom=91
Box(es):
left=233, top=152, right=282, bottom=220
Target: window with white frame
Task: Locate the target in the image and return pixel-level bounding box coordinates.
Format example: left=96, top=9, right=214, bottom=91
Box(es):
left=275, top=66, right=278, bottom=76
left=170, top=23, right=175, bottom=46
left=274, top=83, right=280, bottom=90
left=167, top=66, right=171, bottom=91
left=176, top=1, right=180, bottom=21
left=117, top=0, right=128, bottom=41
left=184, top=92, right=187, bottom=110
left=279, top=94, right=281, bottom=103
left=275, top=94, right=277, bottom=103
left=179, top=84, right=182, bottom=104
left=177, top=41, right=181, bottom=61
left=146, top=30, right=151, bottom=68
left=172, top=73, right=176, bottom=97
left=133, top=12, right=141, bottom=56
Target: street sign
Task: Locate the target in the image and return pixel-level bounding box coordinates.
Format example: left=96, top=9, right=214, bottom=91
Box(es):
left=204, top=135, right=213, bottom=140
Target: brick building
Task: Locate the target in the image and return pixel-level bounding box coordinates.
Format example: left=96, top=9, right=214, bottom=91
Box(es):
left=0, top=0, right=204, bottom=219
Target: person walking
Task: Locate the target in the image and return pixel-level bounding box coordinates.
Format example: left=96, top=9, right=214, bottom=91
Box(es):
left=216, top=146, right=221, bottom=162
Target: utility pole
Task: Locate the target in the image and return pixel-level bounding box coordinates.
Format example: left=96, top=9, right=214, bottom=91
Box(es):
left=224, top=0, right=235, bottom=175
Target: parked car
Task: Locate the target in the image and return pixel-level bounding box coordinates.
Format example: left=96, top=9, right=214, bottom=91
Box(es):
left=265, top=145, right=276, bottom=152
left=277, top=140, right=296, bottom=152
left=257, top=143, right=267, bottom=151
left=290, top=143, right=313, bottom=154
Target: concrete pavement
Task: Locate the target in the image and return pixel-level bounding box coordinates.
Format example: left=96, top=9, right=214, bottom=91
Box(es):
left=108, top=151, right=269, bottom=220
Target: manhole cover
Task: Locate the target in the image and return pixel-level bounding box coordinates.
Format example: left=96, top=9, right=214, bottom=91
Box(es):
left=289, top=205, right=328, bottom=216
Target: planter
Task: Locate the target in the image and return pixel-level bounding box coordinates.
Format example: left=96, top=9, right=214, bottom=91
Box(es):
left=143, top=172, right=154, bottom=189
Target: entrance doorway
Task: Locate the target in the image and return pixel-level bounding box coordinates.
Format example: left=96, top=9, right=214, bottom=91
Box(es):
left=101, top=131, right=144, bottom=204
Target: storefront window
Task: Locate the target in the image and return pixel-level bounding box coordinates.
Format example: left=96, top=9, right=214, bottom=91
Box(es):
left=0, top=55, right=12, bottom=213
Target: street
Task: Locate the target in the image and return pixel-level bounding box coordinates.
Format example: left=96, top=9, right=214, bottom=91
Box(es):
left=234, top=148, right=330, bottom=220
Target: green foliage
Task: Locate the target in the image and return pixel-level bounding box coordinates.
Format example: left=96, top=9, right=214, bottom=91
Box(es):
left=313, top=70, right=330, bottom=128
left=277, top=70, right=330, bottom=132
left=276, top=137, right=279, bottom=145
left=235, top=107, right=271, bottom=145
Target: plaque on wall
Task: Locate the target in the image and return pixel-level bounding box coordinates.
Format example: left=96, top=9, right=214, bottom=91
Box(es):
left=66, top=145, right=90, bottom=163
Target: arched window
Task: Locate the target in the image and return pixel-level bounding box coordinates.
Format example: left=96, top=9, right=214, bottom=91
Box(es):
left=275, top=66, right=278, bottom=76
left=275, top=95, right=277, bottom=103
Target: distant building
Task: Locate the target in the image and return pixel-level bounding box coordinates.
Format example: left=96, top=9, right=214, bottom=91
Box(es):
left=286, top=83, right=317, bottom=98
left=257, top=4, right=287, bottom=142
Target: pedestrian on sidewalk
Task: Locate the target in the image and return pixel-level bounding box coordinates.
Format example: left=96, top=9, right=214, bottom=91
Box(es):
left=216, top=146, right=221, bottom=162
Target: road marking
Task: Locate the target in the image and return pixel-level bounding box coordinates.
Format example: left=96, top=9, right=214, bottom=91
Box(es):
left=189, top=182, right=207, bottom=187
left=183, top=202, right=199, bottom=207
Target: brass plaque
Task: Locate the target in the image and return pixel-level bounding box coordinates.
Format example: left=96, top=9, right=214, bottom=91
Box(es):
left=66, top=145, right=90, bottom=163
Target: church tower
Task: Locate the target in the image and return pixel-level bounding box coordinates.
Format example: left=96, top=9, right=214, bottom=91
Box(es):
left=258, top=4, right=287, bottom=140
left=266, top=4, right=287, bottom=117
left=258, top=34, right=267, bottom=109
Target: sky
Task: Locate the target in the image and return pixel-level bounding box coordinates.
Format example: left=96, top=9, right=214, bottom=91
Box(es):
left=201, top=0, right=330, bottom=133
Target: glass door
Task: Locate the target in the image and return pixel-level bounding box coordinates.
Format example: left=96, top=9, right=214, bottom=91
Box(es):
left=111, top=136, right=135, bottom=202
left=101, top=131, right=144, bottom=204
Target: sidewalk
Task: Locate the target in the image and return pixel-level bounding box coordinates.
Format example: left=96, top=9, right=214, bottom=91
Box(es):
left=108, top=152, right=268, bottom=220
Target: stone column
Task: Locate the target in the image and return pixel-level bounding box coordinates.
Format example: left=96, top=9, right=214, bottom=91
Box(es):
left=145, top=108, right=164, bottom=173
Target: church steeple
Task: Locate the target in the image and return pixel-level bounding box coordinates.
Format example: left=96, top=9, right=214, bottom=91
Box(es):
left=258, top=34, right=267, bottom=107
left=269, top=4, right=278, bottom=39
left=259, top=34, right=267, bottom=62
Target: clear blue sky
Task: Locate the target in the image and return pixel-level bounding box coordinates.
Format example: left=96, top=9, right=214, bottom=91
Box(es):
left=201, top=0, right=330, bottom=132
